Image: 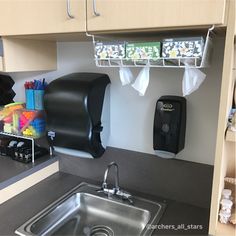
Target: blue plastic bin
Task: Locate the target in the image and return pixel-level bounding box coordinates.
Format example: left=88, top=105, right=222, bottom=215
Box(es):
left=25, top=89, right=35, bottom=110
left=34, top=90, right=44, bottom=110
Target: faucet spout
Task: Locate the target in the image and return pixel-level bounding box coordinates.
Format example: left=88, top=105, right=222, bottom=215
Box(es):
left=102, top=162, right=119, bottom=192
left=100, top=162, right=133, bottom=204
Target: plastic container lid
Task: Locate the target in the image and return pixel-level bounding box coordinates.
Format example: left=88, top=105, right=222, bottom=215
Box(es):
left=219, top=211, right=231, bottom=217
left=222, top=189, right=232, bottom=198
left=220, top=199, right=233, bottom=208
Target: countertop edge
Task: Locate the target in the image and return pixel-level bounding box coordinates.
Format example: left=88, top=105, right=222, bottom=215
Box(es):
left=0, top=157, right=58, bottom=190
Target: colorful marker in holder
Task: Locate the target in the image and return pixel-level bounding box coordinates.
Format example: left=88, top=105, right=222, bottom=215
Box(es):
left=24, top=79, right=47, bottom=111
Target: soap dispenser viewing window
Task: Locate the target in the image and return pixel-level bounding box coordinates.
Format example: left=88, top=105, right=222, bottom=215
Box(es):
left=44, top=73, right=110, bottom=158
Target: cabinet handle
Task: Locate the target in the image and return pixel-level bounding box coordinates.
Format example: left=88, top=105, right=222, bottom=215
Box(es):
left=92, top=0, right=100, bottom=16
left=66, top=0, right=75, bottom=19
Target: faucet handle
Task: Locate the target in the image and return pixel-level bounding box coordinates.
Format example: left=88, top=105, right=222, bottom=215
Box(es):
left=116, top=189, right=133, bottom=204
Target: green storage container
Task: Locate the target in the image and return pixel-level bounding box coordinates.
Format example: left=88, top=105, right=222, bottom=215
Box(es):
left=126, top=42, right=161, bottom=60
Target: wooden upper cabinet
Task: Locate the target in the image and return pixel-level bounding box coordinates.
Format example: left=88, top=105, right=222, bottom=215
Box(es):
left=0, top=38, right=57, bottom=72
left=87, top=0, right=227, bottom=32
left=0, top=0, right=86, bottom=36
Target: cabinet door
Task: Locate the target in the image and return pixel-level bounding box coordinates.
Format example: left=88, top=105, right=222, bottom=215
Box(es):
left=0, top=0, right=86, bottom=35
left=87, top=0, right=226, bottom=32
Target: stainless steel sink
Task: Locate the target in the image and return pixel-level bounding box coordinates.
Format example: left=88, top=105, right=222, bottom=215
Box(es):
left=15, top=183, right=165, bottom=236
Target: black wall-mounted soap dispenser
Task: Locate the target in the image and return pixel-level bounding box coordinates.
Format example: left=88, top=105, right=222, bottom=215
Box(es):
left=44, top=73, right=110, bottom=158
left=153, top=96, right=186, bottom=159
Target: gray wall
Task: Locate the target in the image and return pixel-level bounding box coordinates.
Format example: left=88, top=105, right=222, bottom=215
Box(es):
left=10, top=37, right=224, bottom=165
left=59, top=147, right=214, bottom=208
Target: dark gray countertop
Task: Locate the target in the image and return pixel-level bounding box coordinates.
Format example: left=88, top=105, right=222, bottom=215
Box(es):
left=0, top=172, right=209, bottom=235
left=0, top=154, right=57, bottom=190
left=0, top=134, right=55, bottom=189
left=0, top=155, right=34, bottom=182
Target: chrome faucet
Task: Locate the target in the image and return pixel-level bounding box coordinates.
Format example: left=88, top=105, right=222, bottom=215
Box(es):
left=100, top=162, right=133, bottom=204
left=102, top=162, right=120, bottom=194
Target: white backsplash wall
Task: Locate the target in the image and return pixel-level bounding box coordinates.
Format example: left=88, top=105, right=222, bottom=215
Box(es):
left=10, top=37, right=224, bottom=165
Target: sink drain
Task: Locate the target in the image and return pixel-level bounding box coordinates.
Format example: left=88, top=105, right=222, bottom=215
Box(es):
left=88, top=225, right=114, bottom=236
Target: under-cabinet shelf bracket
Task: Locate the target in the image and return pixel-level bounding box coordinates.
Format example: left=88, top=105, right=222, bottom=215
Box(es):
left=87, top=25, right=215, bottom=69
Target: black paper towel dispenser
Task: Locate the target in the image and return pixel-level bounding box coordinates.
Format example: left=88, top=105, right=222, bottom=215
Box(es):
left=153, top=96, right=186, bottom=158
left=44, top=73, right=110, bottom=158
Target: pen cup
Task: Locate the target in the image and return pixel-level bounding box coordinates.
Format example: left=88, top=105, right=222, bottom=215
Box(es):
left=25, top=89, right=35, bottom=110
left=34, top=90, right=44, bottom=110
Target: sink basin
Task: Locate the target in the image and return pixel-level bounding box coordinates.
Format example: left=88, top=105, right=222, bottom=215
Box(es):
left=16, top=183, right=165, bottom=236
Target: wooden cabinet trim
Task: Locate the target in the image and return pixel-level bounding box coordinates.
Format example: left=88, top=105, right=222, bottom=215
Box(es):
left=208, top=0, right=236, bottom=234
